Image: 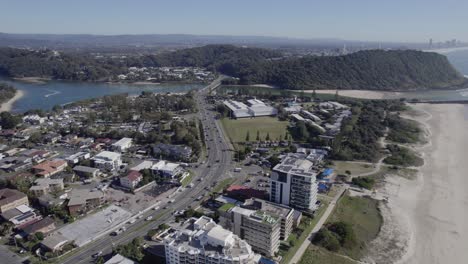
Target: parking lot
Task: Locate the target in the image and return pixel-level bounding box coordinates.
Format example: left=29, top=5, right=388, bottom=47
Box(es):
left=107, top=184, right=175, bottom=214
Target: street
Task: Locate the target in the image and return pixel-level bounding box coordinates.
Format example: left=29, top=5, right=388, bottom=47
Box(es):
left=60, top=77, right=233, bottom=264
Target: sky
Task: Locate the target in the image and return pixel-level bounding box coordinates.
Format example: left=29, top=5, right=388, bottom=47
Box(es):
left=0, top=0, right=467, bottom=42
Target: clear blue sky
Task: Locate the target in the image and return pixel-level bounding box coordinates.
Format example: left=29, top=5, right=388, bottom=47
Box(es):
left=1, top=0, right=466, bottom=42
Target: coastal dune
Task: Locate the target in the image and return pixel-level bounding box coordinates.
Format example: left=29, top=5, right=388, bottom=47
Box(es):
left=0, top=90, right=24, bottom=112
left=373, top=104, right=468, bottom=264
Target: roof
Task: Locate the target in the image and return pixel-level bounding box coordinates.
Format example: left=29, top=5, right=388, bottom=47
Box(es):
left=125, top=171, right=142, bottom=182
left=32, top=160, right=66, bottom=175
left=67, top=189, right=104, bottom=207
left=0, top=188, right=27, bottom=207
left=104, top=254, right=136, bottom=264
left=93, top=151, right=121, bottom=161
left=129, top=160, right=153, bottom=172
left=73, top=165, right=99, bottom=173
left=112, top=137, right=132, bottom=147
left=41, top=233, right=68, bottom=250
left=22, top=216, right=55, bottom=234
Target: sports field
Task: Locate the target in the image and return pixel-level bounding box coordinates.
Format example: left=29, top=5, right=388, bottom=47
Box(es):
left=221, top=116, right=289, bottom=143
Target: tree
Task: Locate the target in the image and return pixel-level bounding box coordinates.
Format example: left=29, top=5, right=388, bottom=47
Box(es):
left=35, top=232, right=44, bottom=241
left=313, top=228, right=340, bottom=252
left=245, top=131, right=250, bottom=142
left=256, top=130, right=260, bottom=141
left=312, top=89, right=317, bottom=100
left=0, top=112, right=20, bottom=129
left=265, top=132, right=270, bottom=141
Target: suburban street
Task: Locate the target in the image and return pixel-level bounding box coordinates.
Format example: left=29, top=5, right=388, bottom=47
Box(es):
left=60, top=77, right=234, bottom=264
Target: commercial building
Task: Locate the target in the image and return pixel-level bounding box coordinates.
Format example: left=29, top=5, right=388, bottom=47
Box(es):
left=111, top=138, right=133, bottom=152
left=67, top=189, right=105, bottom=216
left=120, top=170, right=142, bottom=189
left=32, top=159, right=67, bottom=177
left=151, top=160, right=183, bottom=179
left=41, top=233, right=69, bottom=252
left=164, top=216, right=261, bottom=264
left=29, top=178, right=64, bottom=197
left=73, top=165, right=100, bottom=178
left=223, top=99, right=277, bottom=118
left=92, top=151, right=122, bottom=171
left=270, top=153, right=319, bottom=212
left=0, top=188, right=29, bottom=213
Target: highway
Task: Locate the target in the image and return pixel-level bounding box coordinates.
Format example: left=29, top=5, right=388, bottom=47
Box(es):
left=60, top=77, right=233, bottom=264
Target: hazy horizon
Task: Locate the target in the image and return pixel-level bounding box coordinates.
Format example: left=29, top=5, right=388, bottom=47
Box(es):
left=1, top=0, right=466, bottom=43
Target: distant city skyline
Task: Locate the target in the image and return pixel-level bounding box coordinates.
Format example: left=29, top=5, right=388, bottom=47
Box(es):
left=0, top=0, right=467, bottom=43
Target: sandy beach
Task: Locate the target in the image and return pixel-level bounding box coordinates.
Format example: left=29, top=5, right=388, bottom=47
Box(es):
left=300, top=89, right=402, bottom=99
left=0, top=89, right=24, bottom=112
left=369, top=104, right=468, bottom=264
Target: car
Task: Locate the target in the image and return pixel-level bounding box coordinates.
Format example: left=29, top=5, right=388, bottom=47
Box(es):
left=127, top=219, right=136, bottom=224
left=92, top=251, right=103, bottom=258
left=146, top=216, right=153, bottom=221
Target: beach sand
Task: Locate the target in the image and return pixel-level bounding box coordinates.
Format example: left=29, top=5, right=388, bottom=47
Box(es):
left=369, top=104, right=468, bottom=264
left=301, top=89, right=402, bottom=100
left=0, top=89, right=24, bottom=112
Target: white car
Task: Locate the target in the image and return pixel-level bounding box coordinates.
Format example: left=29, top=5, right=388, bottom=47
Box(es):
left=146, top=216, right=153, bottom=221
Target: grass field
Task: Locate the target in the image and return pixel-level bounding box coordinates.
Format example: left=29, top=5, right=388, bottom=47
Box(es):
left=221, top=117, right=289, bottom=144
left=211, top=178, right=236, bottom=194
left=299, top=245, right=357, bottom=264
left=332, top=161, right=376, bottom=176
left=327, top=194, right=382, bottom=260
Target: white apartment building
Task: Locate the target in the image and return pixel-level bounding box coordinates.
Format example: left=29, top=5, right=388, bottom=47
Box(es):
left=91, top=151, right=122, bottom=171
left=111, top=138, right=133, bottom=152
left=270, top=153, right=319, bottom=212
left=164, top=216, right=261, bottom=264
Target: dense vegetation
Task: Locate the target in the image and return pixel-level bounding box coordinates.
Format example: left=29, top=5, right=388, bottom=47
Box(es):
left=331, top=100, right=406, bottom=162
left=383, top=144, right=424, bottom=167
left=386, top=113, right=422, bottom=143
left=0, top=82, right=16, bottom=105
left=0, top=47, right=122, bottom=81
left=351, top=176, right=376, bottom=190
left=313, top=221, right=357, bottom=252
left=0, top=45, right=465, bottom=91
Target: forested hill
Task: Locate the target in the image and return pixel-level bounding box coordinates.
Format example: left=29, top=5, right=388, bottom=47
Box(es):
left=250, top=50, right=467, bottom=90
left=153, top=46, right=466, bottom=90
left=0, top=45, right=465, bottom=90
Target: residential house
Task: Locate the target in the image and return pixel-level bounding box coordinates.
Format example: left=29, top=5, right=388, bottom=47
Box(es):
left=29, top=178, right=64, bottom=197
left=32, top=159, right=67, bottom=178
left=73, top=165, right=100, bottom=178
left=0, top=188, right=29, bottom=213
left=152, top=143, right=192, bottom=161
left=120, top=171, right=142, bottom=190
left=21, top=216, right=56, bottom=236
left=41, top=233, right=69, bottom=252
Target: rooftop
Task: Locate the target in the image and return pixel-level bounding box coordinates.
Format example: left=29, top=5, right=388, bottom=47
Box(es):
left=0, top=188, right=27, bottom=207
left=67, top=189, right=104, bottom=207
left=93, top=151, right=121, bottom=161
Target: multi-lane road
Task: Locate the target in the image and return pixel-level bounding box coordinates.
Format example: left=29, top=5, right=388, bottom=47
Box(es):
left=61, top=77, right=233, bottom=264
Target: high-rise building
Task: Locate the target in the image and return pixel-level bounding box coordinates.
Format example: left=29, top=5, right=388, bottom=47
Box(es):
left=270, top=153, right=319, bottom=212
left=164, top=216, right=261, bottom=264
left=219, top=198, right=296, bottom=257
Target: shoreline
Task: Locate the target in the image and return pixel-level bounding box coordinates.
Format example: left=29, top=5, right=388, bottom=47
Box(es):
left=369, top=103, right=468, bottom=264
left=0, top=89, right=25, bottom=112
